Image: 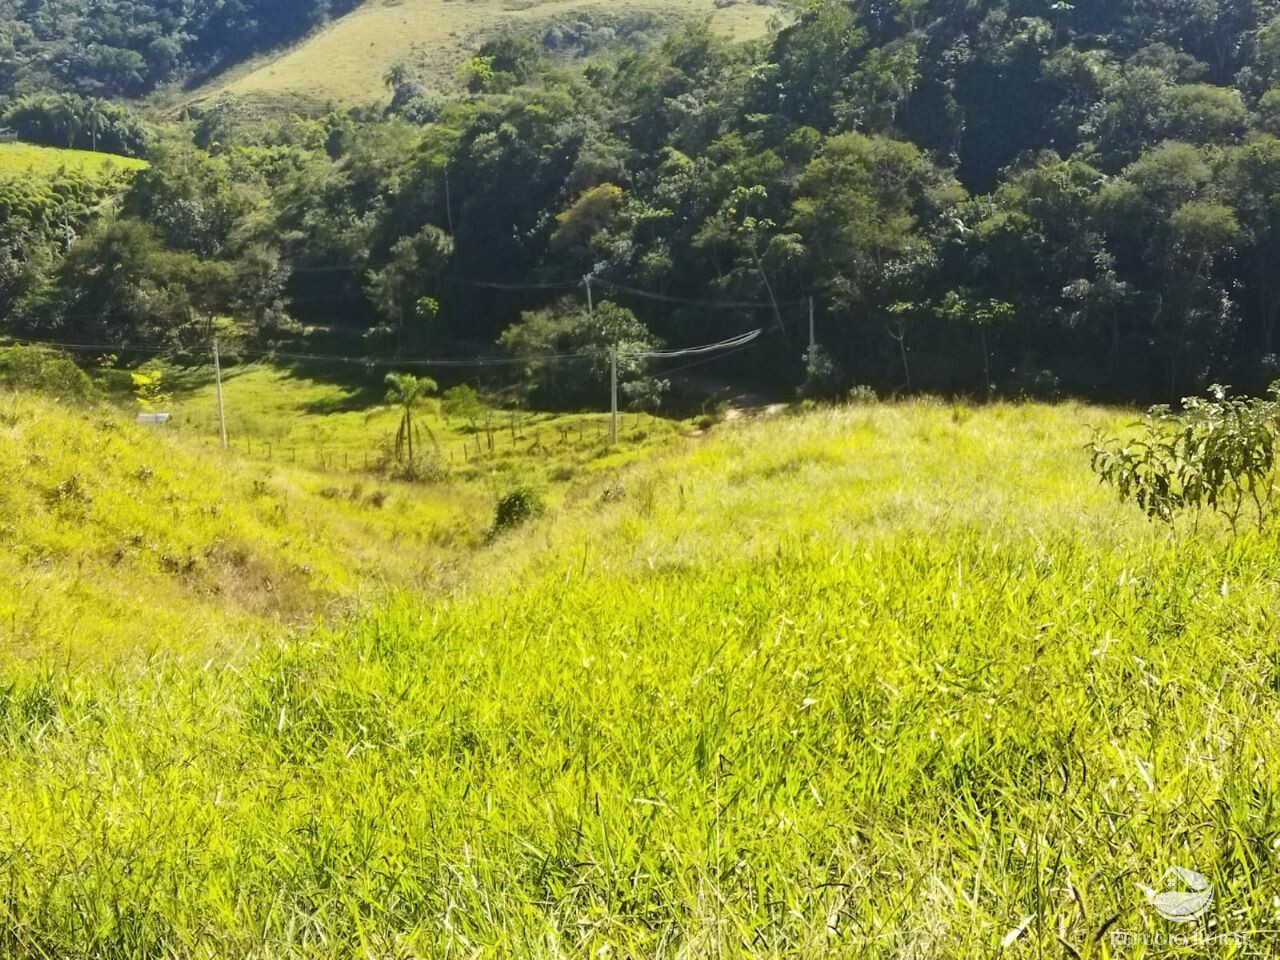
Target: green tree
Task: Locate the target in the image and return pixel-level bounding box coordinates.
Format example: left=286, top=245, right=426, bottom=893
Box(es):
left=1221, top=137, right=1280, bottom=351
left=365, top=227, right=452, bottom=350
left=83, top=97, right=109, bottom=152
left=50, top=93, right=81, bottom=148
left=384, top=372, right=439, bottom=463
left=792, top=132, right=961, bottom=307
left=1098, top=143, right=1243, bottom=398
left=937, top=292, right=1015, bottom=395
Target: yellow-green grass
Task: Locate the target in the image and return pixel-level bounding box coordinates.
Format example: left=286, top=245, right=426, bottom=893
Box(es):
left=198, top=0, right=782, bottom=110
left=6, top=399, right=1280, bottom=956
left=150, top=362, right=687, bottom=490
left=0, top=389, right=490, bottom=663
left=0, top=142, right=147, bottom=179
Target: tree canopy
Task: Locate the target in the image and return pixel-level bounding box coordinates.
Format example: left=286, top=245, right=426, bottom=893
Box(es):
left=12, top=0, right=1280, bottom=400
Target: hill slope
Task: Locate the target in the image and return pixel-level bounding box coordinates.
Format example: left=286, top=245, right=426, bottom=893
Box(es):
left=5, top=400, right=1280, bottom=955
left=203, top=0, right=780, bottom=109
left=0, top=388, right=487, bottom=662
left=0, top=142, right=147, bottom=179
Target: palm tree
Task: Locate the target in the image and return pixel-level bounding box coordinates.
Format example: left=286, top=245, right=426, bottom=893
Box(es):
left=385, top=372, right=439, bottom=462
left=384, top=61, right=414, bottom=91
left=83, top=98, right=109, bottom=152
left=51, top=94, right=82, bottom=149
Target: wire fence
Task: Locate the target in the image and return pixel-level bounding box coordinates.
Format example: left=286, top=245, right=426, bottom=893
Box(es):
left=164, top=410, right=669, bottom=475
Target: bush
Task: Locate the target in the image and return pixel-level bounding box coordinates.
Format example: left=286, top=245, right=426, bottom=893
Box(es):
left=798, top=345, right=845, bottom=400
left=1089, top=384, right=1280, bottom=532
left=0, top=346, right=97, bottom=404
left=493, top=486, right=545, bottom=533
left=388, top=454, right=447, bottom=484
left=1009, top=363, right=1061, bottom=400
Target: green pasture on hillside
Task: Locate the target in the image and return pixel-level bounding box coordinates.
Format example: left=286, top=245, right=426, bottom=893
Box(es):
left=2, top=398, right=1278, bottom=956
left=0, top=141, right=146, bottom=178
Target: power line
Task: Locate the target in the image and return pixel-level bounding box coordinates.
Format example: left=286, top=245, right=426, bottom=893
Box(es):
left=290, top=264, right=580, bottom=292
left=0, top=336, right=174, bottom=355
left=287, top=262, right=803, bottom=309
left=2, top=327, right=767, bottom=368
left=592, top=278, right=807, bottom=311
left=652, top=339, right=765, bottom=378
left=636, top=329, right=762, bottom=359
left=242, top=347, right=593, bottom=368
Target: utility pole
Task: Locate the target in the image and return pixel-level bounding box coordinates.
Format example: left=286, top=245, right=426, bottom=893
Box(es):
left=213, top=337, right=228, bottom=451
left=443, top=162, right=455, bottom=237
left=808, top=296, right=816, bottom=354
left=585, top=272, right=617, bottom=444
left=609, top=344, right=618, bottom=445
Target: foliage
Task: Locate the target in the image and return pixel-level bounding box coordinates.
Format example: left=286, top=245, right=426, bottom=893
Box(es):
left=1090, top=384, right=1280, bottom=531
left=384, top=372, right=439, bottom=464
left=499, top=299, right=667, bottom=406
left=129, top=369, right=170, bottom=411
left=21, top=0, right=1280, bottom=400
left=0, top=344, right=96, bottom=403
left=797, top=343, right=843, bottom=399
left=492, top=484, right=545, bottom=532
left=441, top=383, right=483, bottom=426
left=2, top=94, right=148, bottom=154
left=0, top=0, right=361, bottom=98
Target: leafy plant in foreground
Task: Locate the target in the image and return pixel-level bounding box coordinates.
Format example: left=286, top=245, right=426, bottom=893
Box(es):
left=1089, top=384, right=1280, bottom=532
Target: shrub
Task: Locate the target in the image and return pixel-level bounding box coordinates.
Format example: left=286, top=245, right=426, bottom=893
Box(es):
left=696, top=400, right=729, bottom=431
left=0, top=346, right=97, bottom=404
left=493, top=486, right=545, bottom=533
left=847, top=384, right=879, bottom=405
left=1089, top=384, right=1280, bottom=532
left=388, top=454, right=447, bottom=484
left=1009, top=363, right=1060, bottom=400
left=797, top=344, right=844, bottom=400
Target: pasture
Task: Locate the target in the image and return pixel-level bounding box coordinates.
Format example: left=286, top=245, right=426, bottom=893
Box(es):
left=0, top=142, right=147, bottom=178
left=1, top=394, right=1276, bottom=956
left=203, top=0, right=782, bottom=109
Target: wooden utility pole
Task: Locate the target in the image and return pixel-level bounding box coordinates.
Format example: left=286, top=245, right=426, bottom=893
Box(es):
left=808, top=296, right=817, bottom=353
left=609, top=344, right=618, bottom=445
left=213, top=337, right=228, bottom=450
left=585, top=273, right=618, bottom=444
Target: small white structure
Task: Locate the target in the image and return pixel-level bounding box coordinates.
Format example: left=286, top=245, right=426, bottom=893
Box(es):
left=135, top=412, right=172, bottom=425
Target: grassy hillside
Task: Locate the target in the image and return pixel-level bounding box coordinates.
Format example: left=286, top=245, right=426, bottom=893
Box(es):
left=149, top=362, right=687, bottom=484
left=0, top=388, right=489, bottom=662
left=202, top=0, right=781, bottom=109
left=0, top=142, right=147, bottom=178
left=5, top=398, right=1279, bottom=955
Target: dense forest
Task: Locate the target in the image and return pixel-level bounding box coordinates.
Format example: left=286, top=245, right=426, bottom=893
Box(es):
left=9, top=0, right=1280, bottom=402
left=0, top=0, right=360, bottom=97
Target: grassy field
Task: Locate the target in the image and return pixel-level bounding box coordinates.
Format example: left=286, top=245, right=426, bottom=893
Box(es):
left=4, top=393, right=1280, bottom=956
left=0, top=359, right=684, bottom=661
left=147, top=362, right=688, bottom=486
left=0, top=142, right=147, bottom=178
left=197, top=0, right=781, bottom=110
left=0, top=388, right=492, bottom=662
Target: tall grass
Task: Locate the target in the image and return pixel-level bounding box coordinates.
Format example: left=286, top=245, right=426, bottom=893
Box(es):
left=0, top=390, right=489, bottom=661
left=0, top=142, right=147, bottom=178
left=2, top=400, right=1278, bottom=956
